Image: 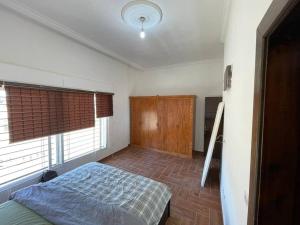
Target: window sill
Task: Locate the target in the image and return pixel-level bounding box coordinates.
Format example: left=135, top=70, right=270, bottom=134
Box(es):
left=0, top=169, right=44, bottom=193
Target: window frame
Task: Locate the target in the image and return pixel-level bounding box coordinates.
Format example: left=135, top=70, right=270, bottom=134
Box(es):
left=99, top=117, right=109, bottom=150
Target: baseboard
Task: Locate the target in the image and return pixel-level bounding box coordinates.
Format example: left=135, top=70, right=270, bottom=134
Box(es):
left=130, top=144, right=192, bottom=159
left=221, top=188, right=227, bottom=225
left=193, top=149, right=204, bottom=152
left=99, top=146, right=130, bottom=162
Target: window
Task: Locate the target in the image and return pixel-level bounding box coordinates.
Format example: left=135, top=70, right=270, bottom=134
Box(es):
left=0, top=136, right=51, bottom=185
left=63, top=118, right=101, bottom=161
left=63, top=117, right=108, bottom=161
left=100, top=117, right=108, bottom=149
left=0, top=89, right=109, bottom=186
left=0, top=90, right=56, bottom=184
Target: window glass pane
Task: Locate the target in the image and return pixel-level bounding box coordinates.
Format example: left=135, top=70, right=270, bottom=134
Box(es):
left=0, top=90, right=50, bottom=185
left=50, top=135, right=57, bottom=167
left=100, top=117, right=108, bottom=149
left=63, top=118, right=100, bottom=161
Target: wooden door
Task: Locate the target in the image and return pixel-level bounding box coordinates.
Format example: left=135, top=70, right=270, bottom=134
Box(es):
left=130, top=97, right=142, bottom=146
left=180, top=97, right=195, bottom=155
left=142, top=97, right=159, bottom=149
left=164, top=97, right=180, bottom=154
left=130, top=97, right=159, bottom=149
left=160, top=96, right=195, bottom=157
left=204, top=97, right=223, bottom=159
left=157, top=97, right=166, bottom=151
left=255, top=2, right=300, bottom=224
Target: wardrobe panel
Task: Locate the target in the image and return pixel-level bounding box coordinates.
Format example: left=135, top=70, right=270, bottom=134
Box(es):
left=179, top=98, right=194, bottom=155
left=130, top=97, right=142, bottom=146
left=165, top=98, right=180, bottom=154
left=130, top=95, right=195, bottom=157
left=142, top=97, right=159, bottom=149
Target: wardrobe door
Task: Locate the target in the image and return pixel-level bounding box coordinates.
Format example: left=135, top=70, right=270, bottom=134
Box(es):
left=165, top=98, right=180, bottom=153
left=141, top=97, right=159, bottom=149
left=130, top=97, right=159, bottom=149
left=179, top=97, right=194, bottom=155
left=162, top=96, right=194, bottom=157
left=157, top=98, right=166, bottom=151
left=130, top=97, right=142, bottom=146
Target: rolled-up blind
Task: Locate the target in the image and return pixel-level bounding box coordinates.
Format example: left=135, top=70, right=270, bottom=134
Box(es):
left=62, top=92, right=95, bottom=132
left=5, top=85, right=95, bottom=143
left=96, top=93, right=114, bottom=118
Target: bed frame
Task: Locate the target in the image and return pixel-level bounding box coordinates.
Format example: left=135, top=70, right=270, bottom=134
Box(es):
left=158, top=201, right=170, bottom=225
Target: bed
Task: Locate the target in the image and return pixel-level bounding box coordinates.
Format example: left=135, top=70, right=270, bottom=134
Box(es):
left=8, top=162, right=172, bottom=225
left=0, top=200, right=52, bottom=225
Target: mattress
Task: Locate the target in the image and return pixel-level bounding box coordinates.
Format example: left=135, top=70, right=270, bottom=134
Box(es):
left=0, top=200, right=52, bottom=225
left=11, top=162, right=172, bottom=225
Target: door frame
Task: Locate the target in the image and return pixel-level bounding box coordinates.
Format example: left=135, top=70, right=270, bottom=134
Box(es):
left=248, top=0, right=300, bottom=224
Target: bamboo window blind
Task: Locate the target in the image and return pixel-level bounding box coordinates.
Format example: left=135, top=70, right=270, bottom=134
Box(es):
left=96, top=93, right=113, bottom=118
left=5, top=85, right=95, bottom=143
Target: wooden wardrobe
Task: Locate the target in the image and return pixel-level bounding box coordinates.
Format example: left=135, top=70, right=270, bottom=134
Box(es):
left=130, top=95, right=195, bottom=157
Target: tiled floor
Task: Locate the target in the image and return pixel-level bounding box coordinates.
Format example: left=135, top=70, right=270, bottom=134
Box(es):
left=102, top=147, right=223, bottom=225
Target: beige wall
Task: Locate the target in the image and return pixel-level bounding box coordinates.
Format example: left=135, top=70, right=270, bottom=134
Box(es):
left=221, top=0, right=273, bottom=225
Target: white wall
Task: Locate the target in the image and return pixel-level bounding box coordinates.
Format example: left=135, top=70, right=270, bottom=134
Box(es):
left=221, top=0, right=273, bottom=225
left=0, top=7, right=131, bottom=202
left=129, top=59, right=224, bottom=151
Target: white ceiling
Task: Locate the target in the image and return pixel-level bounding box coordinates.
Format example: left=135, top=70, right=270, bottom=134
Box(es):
left=3, top=0, right=225, bottom=69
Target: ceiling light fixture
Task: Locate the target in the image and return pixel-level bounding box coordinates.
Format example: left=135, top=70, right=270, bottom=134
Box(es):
left=121, top=0, right=163, bottom=40
left=139, top=16, right=146, bottom=39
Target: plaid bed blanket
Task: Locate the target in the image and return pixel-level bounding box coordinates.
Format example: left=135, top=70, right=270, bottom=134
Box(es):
left=12, top=162, right=171, bottom=225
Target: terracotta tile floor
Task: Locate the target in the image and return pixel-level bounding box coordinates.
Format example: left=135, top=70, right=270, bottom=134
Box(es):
left=101, top=147, right=223, bottom=225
